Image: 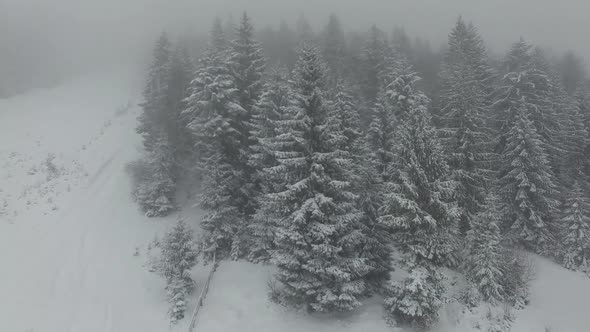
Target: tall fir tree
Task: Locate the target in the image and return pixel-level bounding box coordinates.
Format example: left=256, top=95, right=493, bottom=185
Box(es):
left=379, top=69, right=460, bottom=267
left=437, top=18, right=495, bottom=234
left=226, top=12, right=267, bottom=236
left=167, top=43, right=195, bottom=172
left=503, top=38, right=531, bottom=73
left=391, top=26, right=412, bottom=60
left=465, top=193, right=504, bottom=303
left=138, top=32, right=171, bottom=154
left=184, top=20, right=248, bottom=260
left=329, top=82, right=392, bottom=291
left=156, top=219, right=198, bottom=322
left=529, top=48, right=584, bottom=187
left=321, top=14, right=347, bottom=81
left=263, top=46, right=373, bottom=312
left=559, top=50, right=587, bottom=96
left=134, top=32, right=178, bottom=217
left=575, top=84, right=590, bottom=176
left=366, top=92, right=397, bottom=183
left=248, top=68, right=294, bottom=262
left=495, top=71, right=558, bottom=251
left=360, top=25, right=392, bottom=123
left=228, top=13, right=267, bottom=115
left=133, top=136, right=176, bottom=217
left=560, top=181, right=590, bottom=271
left=497, top=42, right=562, bottom=182
left=296, top=14, right=315, bottom=45
left=533, top=48, right=588, bottom=188
left=210, top=16, right=229, bottom=52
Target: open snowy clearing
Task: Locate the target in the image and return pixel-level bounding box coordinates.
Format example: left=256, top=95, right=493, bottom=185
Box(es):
left=0, top=71, right=207, bottom=332
left=192, top=257, right=590, bottom=332
left=2, top=72, right=590, bottom=332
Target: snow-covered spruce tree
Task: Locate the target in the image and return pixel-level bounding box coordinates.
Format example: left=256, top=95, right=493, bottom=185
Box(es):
left=265, top=46, right=373, bottom=312
left=555, top=94, right=588, bottom=187
left=502, top=38, right=531, bottom=73
left=359, top=25, right=395, bottom=126
left=495, top=76, right=558, bottom=251
left=437, top=18, right=495, bottom=234
left=465, top=193, right=504, bottom=303
left=329, top=83, right=393, bottom=291
left=156, top=219, right=198, bottom=323
left=296, top=13, right=316, bottom=45
left=321, top=14, right=347, bottom=80
left=210, top=16, right=229, bottom=52
left=225, top=13, right=268, bottom=257
left=137, top=31, right=171, bottom=154
left=133, top=136, right=176, bottom=217
left=496, top=41, right=565, bottom=187
left=384, top=265, right=445, bottom=330
left=167, top=43, right=195, bottom=172
left=560, top=181, right=590, bottom=271
left=575, top=85, right=590, bottom=176
left=183, top=20, right=247, bottom=261
left=529, top=48, right=587, bottom=188
left=366, top=92, right=397, bottom=183
left=248, top=68, right=294, bottom=262
left=228, top=13, right=266, bottom=117
left=379, top=68, right=460, bottom=268
left=133, top=32, right=178, bottom=217
left=391, top=26, right=413, bottom=61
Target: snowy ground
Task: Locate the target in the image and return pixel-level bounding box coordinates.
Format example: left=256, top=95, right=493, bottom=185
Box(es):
left=0, top=70, right=206, bottom=332
left=197, top=262, right=393, bottom=332
left=511, top=256, right=590, bottom=332
left=2, top=72, right=590, bottom=332
left=195, top=257, right=590, bottom=332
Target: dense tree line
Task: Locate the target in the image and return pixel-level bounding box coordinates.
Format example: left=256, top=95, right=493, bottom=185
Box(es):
left=133, top=13, right=590, bottom=328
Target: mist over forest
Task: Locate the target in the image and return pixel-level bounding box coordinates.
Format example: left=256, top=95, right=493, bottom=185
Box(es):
left=2, top=1, right=590, bottom=331
left=1, top=0, right=589, bottom=97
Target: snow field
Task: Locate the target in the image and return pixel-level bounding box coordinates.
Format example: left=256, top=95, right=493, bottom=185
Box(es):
left=0, top=70, right=207, bottom=332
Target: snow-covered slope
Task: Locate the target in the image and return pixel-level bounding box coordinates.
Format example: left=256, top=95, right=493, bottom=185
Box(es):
left=0, top=71, right=205, bottom=332
left=2, top=71, right=590, bottom=332
left=512, top=256, right=590, bottom=332
left=197, top=262, right=393, bottom=332
left=193, top=257, right=590, bottom=332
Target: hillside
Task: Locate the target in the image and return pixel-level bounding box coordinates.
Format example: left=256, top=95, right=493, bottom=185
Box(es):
left=0, top=71, right=206, bottom=332
left=1, top=72, right=590, bottom=332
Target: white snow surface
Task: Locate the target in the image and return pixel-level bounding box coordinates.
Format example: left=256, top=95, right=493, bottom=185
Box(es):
left=0, top=70, right=207, bottom=332
left=2, top=71, right=590, bottom=332
left=511, top=256, right=590, bottom=332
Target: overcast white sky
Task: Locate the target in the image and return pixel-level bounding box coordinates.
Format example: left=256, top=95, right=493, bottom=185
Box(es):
left=1, top=0, right=589, bottom=79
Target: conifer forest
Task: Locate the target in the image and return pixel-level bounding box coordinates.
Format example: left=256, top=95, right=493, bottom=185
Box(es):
left=132, top=10, right=590, bottom=330
left=3, top=2, right=590, bottom=331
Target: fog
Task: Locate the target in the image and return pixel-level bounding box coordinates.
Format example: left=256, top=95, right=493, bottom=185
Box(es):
left=2, top=0, right=589, bottom=95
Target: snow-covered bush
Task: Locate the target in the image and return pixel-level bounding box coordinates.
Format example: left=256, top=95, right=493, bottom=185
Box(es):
left=384, top=266, right=445, bottom=330
left=153, top=219, right=198, bottom=322
left=44, top=153, right=60, bottom=180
